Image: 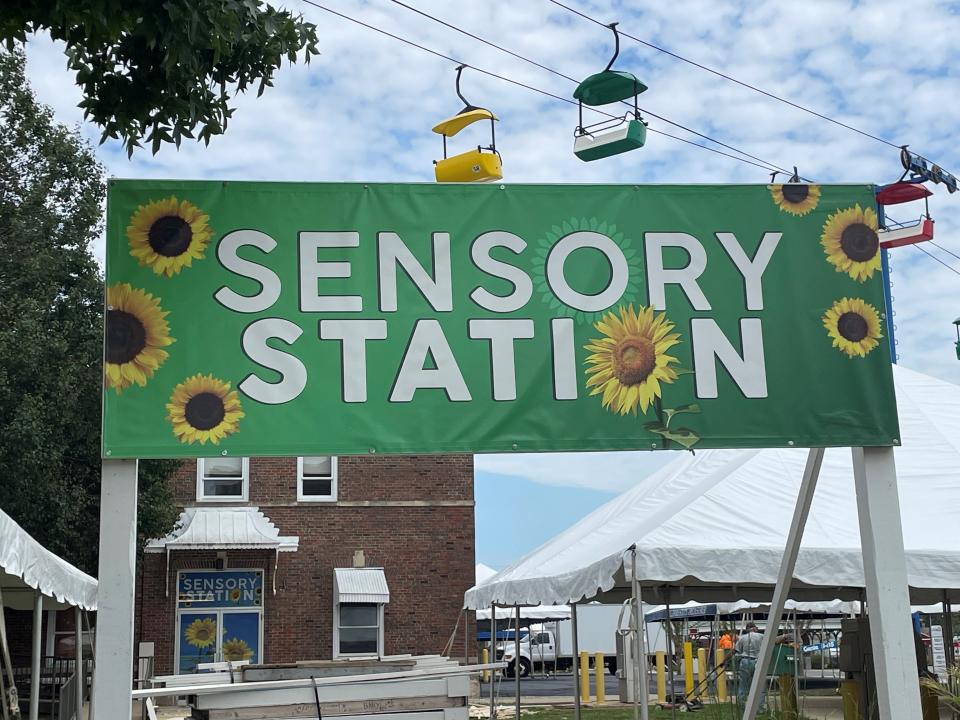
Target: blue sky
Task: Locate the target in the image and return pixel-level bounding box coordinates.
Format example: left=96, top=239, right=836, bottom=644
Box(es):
left=21, top=0, right=960, bottom=573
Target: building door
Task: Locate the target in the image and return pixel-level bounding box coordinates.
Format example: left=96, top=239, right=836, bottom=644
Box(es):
left=176, top=569, right=264, bottom=673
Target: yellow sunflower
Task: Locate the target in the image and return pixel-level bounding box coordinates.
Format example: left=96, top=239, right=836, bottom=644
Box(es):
left=822, top=298, right=883, bottom=358
left=769, top=183, right=821, bottom=216
left=222, top=638, right=255, bottom=662
left=584, top=305, right=681, bottom=416
left=821, top=204, right=881, bottom=282
left=184, top=618, right=217, bottom=649
left=166, top=374, right=244, bottom=444
left=127, top=196, right=212, bottom=277
left=104, top=283, right=175, bottom=392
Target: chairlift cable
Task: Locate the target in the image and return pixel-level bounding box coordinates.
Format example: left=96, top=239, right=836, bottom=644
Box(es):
left=912, top=244, right=960, bottom=277
left=300, top=0, right=784, bottom=173
left=928, top=241, right=960, bottom=264
left=549, top=0, right=904, bottom=151
left=386, top=0, right=797, bottom=175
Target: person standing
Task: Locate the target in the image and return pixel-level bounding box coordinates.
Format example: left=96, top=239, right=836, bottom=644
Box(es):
left=735, top=622, right=765, bottom=708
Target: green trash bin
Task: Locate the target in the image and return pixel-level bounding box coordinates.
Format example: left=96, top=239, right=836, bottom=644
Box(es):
left=769, top=645, right=796, bottom=674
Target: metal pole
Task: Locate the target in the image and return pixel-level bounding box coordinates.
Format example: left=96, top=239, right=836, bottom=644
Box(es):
left=944, top=592, right=955, bottom=668
left=572, top=602, right=581, bottom=720
left=75, top=606, right=84, bottom=718
left=490, top=603, right=496, bottom=720
left=665, top=591, right=675, bottom=709
left=743, top=448, right=824, bottom=720
left=29, top=590, right=41, bottom=720
left=631, top=548, right=648, bottom=720
left=852, top=446, right=923, bottom=720
left=91, top=458, right=139, bottom=720
left=514, top=606, right=521, bottom=720
left=465, top=610, right=470, bottom=665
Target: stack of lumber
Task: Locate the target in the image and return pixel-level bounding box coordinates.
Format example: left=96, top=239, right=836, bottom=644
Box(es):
left=134, top=655, right=502, bottom=720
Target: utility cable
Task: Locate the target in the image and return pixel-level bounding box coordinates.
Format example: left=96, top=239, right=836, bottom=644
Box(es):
left=386, top=0, right=797, bottom=175
left=299, top=0, right=784, bottom=173
left=929, top=240, right=960, bottom=264
left=549, top=0, right=902, bottom=150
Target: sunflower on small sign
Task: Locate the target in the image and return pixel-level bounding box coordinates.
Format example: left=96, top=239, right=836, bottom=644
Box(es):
left=768, top=183, right=821, bottom=216
left=822, top=298, right=883, bottom=359
left=583, top=304, right=701, bottom=449
left=166, top=374, right=244, bottom=444
left=820, top=204, right=881, bottom=282
left=127, top=196, right=212, bottom=277
left=104, top=283, right=175, bottom=392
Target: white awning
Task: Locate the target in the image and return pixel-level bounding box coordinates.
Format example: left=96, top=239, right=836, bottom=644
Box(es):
left=0, top=507, right=97, bottom=611
left=144, top=507, right=299, bottom=552
left=334, top=568, right=390, bottom=604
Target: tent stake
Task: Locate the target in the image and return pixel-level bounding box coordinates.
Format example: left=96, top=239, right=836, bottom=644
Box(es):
left=743, top=447, right=824, bottom=720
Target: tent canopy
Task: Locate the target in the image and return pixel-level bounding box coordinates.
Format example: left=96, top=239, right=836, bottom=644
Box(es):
left=465, top=365, right=960, bottom=610
left=0, top=507, right=97, bottom=611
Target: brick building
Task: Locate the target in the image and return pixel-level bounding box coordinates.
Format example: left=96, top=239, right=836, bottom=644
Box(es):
left=137, top=454, right=474, bottom=675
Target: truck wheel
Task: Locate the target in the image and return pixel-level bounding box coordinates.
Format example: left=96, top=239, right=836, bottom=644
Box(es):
left=518, top=658, right=532, bottom=678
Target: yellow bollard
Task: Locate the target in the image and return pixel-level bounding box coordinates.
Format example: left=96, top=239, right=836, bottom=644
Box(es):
left=656, top=651, right=667, bottom=704
left=696, top=648, right=708, bottom=698
left=840, top=680, right=858, bottom=720
left=684, top=642, right=694, bottom=699
left=595, top=653, right=605, bottom=704
left=715, top=648, right=727, bottom=702
left=481, top=648, right=489, bottom=682
left=580, top=651, right=591, bottom=703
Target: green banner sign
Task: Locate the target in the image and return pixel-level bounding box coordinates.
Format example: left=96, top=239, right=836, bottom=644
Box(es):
left=103, top=181, right=899, bottom=458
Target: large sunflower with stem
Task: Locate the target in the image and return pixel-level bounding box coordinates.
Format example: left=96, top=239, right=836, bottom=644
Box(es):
left=769, top=183, right=821, bottom=216
left=821, top=204, right=881, bottom=282
left=184, top=618, right=217, bottom=649
left=584, top=305, right=681, bottom=416
left=222, top=638, right=255, bottom=662
left=127, top=196, right=212, bottom=277
left=104, top=283, right=175, bottom=392
left=822, top=298, right=883, bottom=358
left=166, top=374, right=244, bottom=444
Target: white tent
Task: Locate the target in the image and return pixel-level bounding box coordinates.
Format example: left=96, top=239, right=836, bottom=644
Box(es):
left=475, top=564, right=570, bottom=620
left=465, top=364, right=960, bottom=609
left=475, top=563, right=498, bottom=586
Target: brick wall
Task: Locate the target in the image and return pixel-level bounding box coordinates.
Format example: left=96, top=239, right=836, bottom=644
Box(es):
left=137, top=454, right=475, bottom=675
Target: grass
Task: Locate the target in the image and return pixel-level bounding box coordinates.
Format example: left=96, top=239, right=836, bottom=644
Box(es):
left=522, top=705, right=810, bottom=720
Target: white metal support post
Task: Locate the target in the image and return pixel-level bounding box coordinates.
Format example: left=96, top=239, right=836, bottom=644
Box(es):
left=75, top=606, right=83, bottom=719
left=91, top=459, right=139, bottom=720
left=852, top=446, right=922, bottom=720
left=29, top=590, right=41, bottom=720
left=743, top=447, right=824, bottom=720
left=571, top=602, right=581, bottom=720
left=514, top=606, right=521, bottom=720
left=630, top=547, right=649, bottom=720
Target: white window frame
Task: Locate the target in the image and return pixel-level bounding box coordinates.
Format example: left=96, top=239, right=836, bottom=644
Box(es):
left=296, top=456, right=338, bottom=502
left=196, top=457, right=250, bottom=502
left=332, top=602, right=384, bottom=658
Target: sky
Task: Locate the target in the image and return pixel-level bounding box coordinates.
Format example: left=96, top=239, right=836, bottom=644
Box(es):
left=21, top=0, right=960, bottom=573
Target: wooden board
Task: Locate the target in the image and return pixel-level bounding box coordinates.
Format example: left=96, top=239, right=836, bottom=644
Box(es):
left=196, top=693, right=464, bottom=719
left=195, top=674, right=470, bottom=711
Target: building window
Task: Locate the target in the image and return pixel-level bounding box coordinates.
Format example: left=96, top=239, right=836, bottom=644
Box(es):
left=196, top=457, right=249, bottom=501
left=335, top=603, right=382, bottom=656
left=297, top=456, right=337, bottom=501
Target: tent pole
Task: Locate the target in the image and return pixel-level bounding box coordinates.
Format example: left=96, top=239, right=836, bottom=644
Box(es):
left=0, top=582, right=16, bottom=720
left=743, top=447, right=824, bottom=720
left=943, top=591, right=955, bottom=667
left=514, top=606, right=521, bottom=720
left=29, top=589, right=41, bottom=720
left=852, top=446, right=923, bottom=720
left=464, top=609, right=469, bottom=665
left=91, top=458, right=139, bottom=720
left=630, top=547, right=648, bottom=720
left=665, top=590, right=675, bottom=720
left=571, top=602, right=581, bottom=720
left=490, top=603, right=496, bottom=720
left=75, top=605, right=84, bottom=719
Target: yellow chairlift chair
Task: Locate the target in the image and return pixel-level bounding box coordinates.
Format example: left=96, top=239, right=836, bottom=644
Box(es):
left=433, top=65, right=502, bottom=183
left=573, top=23, right=648, bottom=162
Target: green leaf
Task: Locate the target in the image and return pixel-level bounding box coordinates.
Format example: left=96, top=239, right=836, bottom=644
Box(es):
left=644, top=422, right=701, bottom=449
left=662, top=403, right=701, bottom=426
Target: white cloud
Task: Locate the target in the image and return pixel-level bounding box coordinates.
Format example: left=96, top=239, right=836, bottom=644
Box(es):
left=20, top=0, right=960, bottom=490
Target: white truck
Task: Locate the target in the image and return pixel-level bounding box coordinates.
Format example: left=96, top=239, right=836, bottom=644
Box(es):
left=497, top=603, right=628, bottom=677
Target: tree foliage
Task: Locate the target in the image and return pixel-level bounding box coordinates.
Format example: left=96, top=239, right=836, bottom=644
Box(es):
left=0, top=48, right=178, bottom=575
left=1, top=0, right=319, bottom=156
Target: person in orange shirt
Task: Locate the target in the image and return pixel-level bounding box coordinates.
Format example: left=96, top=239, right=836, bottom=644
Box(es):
left=719, top=631, right=735, bottom=650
